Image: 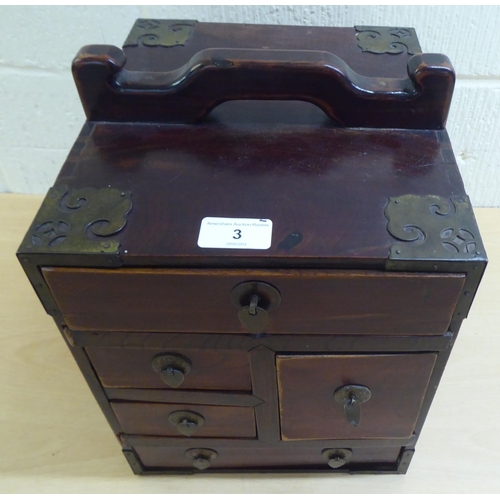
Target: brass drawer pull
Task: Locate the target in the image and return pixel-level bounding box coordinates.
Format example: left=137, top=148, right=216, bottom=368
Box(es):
left=168, top=410, right=205, bottom=436
left=322, top=448, right=353, bottom=469
left=152, top=353, right=192, bottom=388
left=185, top=448, right=218, bottom=470
left=333, top=385, right=372, bottom=427
left=231, top=281, right=281, bottom=334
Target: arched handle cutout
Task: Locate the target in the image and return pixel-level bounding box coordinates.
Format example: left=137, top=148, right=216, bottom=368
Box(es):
left=72, top=45, right=455, bottom=129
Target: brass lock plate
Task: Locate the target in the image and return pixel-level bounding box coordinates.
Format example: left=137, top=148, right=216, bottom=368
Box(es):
left=231, top=281, right=281, bottom=334
left=230, top=281, right=281, bottom=311
left=334, top=385, right=372, bottom=428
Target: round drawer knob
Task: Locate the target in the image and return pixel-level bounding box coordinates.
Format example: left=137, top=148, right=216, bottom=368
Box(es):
left=328, top=456, right=347, bottom=469
left=152, top=353, right=192, bottom=388
left=322, top=448, right=352, bottom=469
left=169, top=410, right=205, bottom=437
left=186, top=448, right=218, bottom=470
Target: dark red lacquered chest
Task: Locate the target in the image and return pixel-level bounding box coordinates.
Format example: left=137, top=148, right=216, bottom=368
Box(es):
left=18, top=20, right=487, bottom=474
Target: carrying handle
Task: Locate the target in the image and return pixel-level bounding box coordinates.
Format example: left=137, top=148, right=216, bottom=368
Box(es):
left=72, top=45, right=455, bottom=129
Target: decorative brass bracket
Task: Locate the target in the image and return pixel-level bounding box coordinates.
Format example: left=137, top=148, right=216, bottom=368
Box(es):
left=20, top=185, right=132, bottom=255
left=385, top=194, right=487, bottom=322
left=123, top=19, right=196, bottom=48
left=355, top=26, right=421, bottom=55
left=385, top=194, right=485, bottom=262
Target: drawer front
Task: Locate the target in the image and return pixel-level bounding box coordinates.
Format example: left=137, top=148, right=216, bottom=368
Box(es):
left=86, top=347, right=252, bottom=391
left=133, top=445, right=402, bottom=470
left=43, top=267, right=464, bottom=335
left=111, top=402, right=256, bottom=438
left=277, top=353, right=437, bottom=441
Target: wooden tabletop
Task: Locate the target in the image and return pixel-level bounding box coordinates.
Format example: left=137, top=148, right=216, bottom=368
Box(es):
left=1, top=194, right=499, bottom=493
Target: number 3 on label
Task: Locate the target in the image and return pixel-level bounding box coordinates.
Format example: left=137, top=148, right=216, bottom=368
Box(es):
left=233, top=229, right=242, bottom=240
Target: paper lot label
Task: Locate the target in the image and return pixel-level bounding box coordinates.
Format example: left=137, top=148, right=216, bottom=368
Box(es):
left=197, top=217, right=273, bottom=250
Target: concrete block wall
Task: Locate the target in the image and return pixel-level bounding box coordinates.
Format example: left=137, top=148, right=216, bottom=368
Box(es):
left=1, top=5, right=499, bottom=206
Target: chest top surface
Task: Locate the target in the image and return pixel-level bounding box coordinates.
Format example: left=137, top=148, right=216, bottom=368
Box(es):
left=51, top=123, right=470, bottom=268
left=120, top=21, right=421, bottom=77
left=19, top=20, right=486, bottom=275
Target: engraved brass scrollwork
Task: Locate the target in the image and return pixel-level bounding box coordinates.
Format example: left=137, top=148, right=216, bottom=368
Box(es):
left=385, top=194, right=484, bottom=261
left=355, top=26, right=421, bottom=55
left=21, top=186, right=132, bottom=254
left=123, top=19, right=196, bottom=48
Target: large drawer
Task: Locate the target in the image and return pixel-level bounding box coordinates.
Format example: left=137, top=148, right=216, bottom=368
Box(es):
left=277, top=353, right=437, bottom=441
left=43, top=267, right=465, bottom=335
left=132, top=444, right=403, bottom=470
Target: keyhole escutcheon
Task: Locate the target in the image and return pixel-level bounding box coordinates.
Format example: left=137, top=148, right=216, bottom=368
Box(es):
left=333, top=384, right=372, bottom=427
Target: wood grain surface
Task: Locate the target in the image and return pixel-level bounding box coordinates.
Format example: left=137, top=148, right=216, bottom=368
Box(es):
left=53, top=122, right=466, bottom=268
left=121, top=23, right=414, bottom=77
left=110, top=402, right=256, bottom=438
left=134, top=444, right=401, bottom=470
left=42, top=267, right=465, bottom=335
left=277, top=353, right=437, bottom=440
left=1, top=194, right=499, bottom=492
left=86, top=346, right=252, bottom=391
left=73, top=43, right=454, bottom=128
left=72, top=24, right=453, bottom=128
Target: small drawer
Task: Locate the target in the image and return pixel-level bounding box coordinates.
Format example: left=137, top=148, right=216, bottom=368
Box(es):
left=43, top=267, right=465, bottom=335
left=132, top=444, right=403, bottom=470
left=277, top=353, right=437, bottom=441
left=111, top=402, right=256, bottom=438
left=86, top=347, right=252, bottom=391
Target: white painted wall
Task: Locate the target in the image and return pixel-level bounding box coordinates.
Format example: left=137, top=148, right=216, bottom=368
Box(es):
left=1, top=5, right=499, bottom=206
